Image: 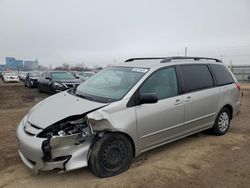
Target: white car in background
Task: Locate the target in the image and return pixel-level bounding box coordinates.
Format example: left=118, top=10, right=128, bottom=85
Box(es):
left=2, top=72, right=20, bottom=83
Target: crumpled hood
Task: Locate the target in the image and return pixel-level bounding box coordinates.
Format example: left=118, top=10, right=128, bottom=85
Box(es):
left=27, top=91, right=107, bottom=129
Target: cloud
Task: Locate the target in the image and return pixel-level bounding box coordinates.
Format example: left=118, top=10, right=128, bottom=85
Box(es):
left=0, top=0, right=250, bottom=67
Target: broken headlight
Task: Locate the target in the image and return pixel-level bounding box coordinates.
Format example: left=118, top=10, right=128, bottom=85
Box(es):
left=37, top=117, right=92, bottom=138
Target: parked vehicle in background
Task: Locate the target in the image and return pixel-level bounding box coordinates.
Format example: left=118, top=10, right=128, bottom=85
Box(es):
left=38, top=71, right=82, bottom=93
left=24, top=71, right=42, bottom=88
left=2, top=72, right=20, bottom=82
left=70, top=71, right=80, bottom=79
left=19, top=72, right=28, bottom=82
left=17, top=56, right=240, bottom=178
left=78, top=71, right=95, bottom=81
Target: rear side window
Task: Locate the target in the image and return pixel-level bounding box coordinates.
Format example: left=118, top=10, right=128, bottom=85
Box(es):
left=209, top=64, right=234, bottom=86
left=180, top=65, right=213, bottom=92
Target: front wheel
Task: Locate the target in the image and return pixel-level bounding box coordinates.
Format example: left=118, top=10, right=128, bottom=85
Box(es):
left=213, top=108, right=231, bottom=135
left=89, top=133, right=133, bottom=178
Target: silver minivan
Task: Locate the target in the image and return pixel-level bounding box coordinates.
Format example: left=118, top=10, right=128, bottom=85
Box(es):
left=17, top=57, right=241, bottom=177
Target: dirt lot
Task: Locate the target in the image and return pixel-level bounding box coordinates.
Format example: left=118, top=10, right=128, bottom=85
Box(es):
left=0, top=81, right=250, bottom=188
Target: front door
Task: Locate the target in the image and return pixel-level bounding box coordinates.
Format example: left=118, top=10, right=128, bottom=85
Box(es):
left=135, top=67, right=185, bottom=151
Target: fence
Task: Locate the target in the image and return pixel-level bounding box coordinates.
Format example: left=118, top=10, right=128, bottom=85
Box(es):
left=231, top=65, right=250, bottom=82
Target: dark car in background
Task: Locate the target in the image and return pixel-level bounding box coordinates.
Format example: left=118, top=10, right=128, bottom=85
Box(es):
left=38, top=71, right=82, bottom=94
left=70, top=71, right=80, bottom=79
left=24, top=71, right=42, bottom=88
left=78, top=71, right=95, bottom=81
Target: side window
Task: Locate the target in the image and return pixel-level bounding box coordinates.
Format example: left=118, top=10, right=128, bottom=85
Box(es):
left=209, top=64, right=234, bottom=86
left=180, top=64, right=213, bottom=93
left=140, top=67, right=178, bottom=100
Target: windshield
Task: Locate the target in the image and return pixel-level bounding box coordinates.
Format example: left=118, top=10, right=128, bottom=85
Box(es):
left=75, top=66, right=148, bottom=102
left=52, top=72, right=75, bottom=80
left=29, top=72, right=41, bottom=77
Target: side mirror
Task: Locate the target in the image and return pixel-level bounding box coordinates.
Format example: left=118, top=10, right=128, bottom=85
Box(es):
left=45, top=77, right=51, bottom=80
left=139, top=93, right=158, bottom=104
left=75, top=76, right=79, bottom=79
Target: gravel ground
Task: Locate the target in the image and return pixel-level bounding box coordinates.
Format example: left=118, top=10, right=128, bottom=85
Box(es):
left=0, top=81, right=250, bottom=188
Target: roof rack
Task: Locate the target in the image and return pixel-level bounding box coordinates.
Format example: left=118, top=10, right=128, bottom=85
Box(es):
left=125, top=56, right=222, bottom=63
left=160, top=56, right=222, bottom=63
left=125, top=57, right=167, bottom=62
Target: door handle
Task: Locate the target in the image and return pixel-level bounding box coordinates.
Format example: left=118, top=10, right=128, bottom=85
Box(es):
left=185, top=96, right=192, bottom=102
left=174, top=99, right=183, bottom=105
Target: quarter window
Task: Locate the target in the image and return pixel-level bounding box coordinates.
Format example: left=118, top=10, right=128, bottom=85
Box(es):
left=209, top=64, right=234, bottom=86
left=180, top=65, right=213, bottom=92
left=140, top=67, right=178, bottom=100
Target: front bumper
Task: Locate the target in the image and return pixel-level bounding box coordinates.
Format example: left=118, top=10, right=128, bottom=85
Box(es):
left=4, top=78, right=20, bottom=82
left=17, top=118, right=94, bottom=174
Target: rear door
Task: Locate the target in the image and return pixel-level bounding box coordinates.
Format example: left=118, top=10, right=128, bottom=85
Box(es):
left=179, top=64, right=220, bottom=133
left=135, top=66, right=185, bottom=151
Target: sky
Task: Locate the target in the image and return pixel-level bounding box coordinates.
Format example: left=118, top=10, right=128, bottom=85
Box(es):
left=0, top=0, right=250, bottom=67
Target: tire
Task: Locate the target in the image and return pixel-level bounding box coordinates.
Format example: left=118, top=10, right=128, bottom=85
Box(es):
left=89, top=133, right=133, bottom=178
left=212, top=108, right=231, bottom=136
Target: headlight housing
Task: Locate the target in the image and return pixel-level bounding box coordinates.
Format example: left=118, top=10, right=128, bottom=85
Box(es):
left=37, top=117, right=92, bottom=138
left=52, top=82, right=64, bottom=88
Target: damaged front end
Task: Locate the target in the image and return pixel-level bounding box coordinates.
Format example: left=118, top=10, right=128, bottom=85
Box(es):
left=17, top=115, right=96, bottom=174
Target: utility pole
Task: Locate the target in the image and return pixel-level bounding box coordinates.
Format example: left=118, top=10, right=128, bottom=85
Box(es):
left=185, top=47, right=187, bottom=56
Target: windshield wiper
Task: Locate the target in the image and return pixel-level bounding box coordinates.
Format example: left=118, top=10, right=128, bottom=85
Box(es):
left=75, top=93, right=95, bottom=101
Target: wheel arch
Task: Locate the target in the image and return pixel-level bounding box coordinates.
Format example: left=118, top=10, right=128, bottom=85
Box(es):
left=221, top=104, right=233, bottom=119
left=93, top=131, right=136, bottom=158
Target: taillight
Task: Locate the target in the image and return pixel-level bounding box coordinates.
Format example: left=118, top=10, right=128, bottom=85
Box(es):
left=236, top=82, right=241, bottom=91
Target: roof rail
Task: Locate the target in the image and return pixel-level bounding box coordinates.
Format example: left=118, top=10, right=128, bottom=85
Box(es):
left=125, top=56, right=222, bottom=63
left=125, top=57, right=167, bottom=62
left=160, top=56, right=222, bottom=63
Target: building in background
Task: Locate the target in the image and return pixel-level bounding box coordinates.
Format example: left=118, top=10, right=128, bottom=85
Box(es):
left=5, top=57, right=23, bottom=70
left=231, top=65, right=250, bottom=82
left=24, top=59, right=39, bottom=71
left=0, top=64, right=6, bottom=71
left=4, top=57, right=39, bottom=71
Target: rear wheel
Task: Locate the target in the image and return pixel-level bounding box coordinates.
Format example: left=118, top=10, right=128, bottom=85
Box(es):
left=213, top=108, right=231, bottom=135
left=89, top=133, right=133, bottom=178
